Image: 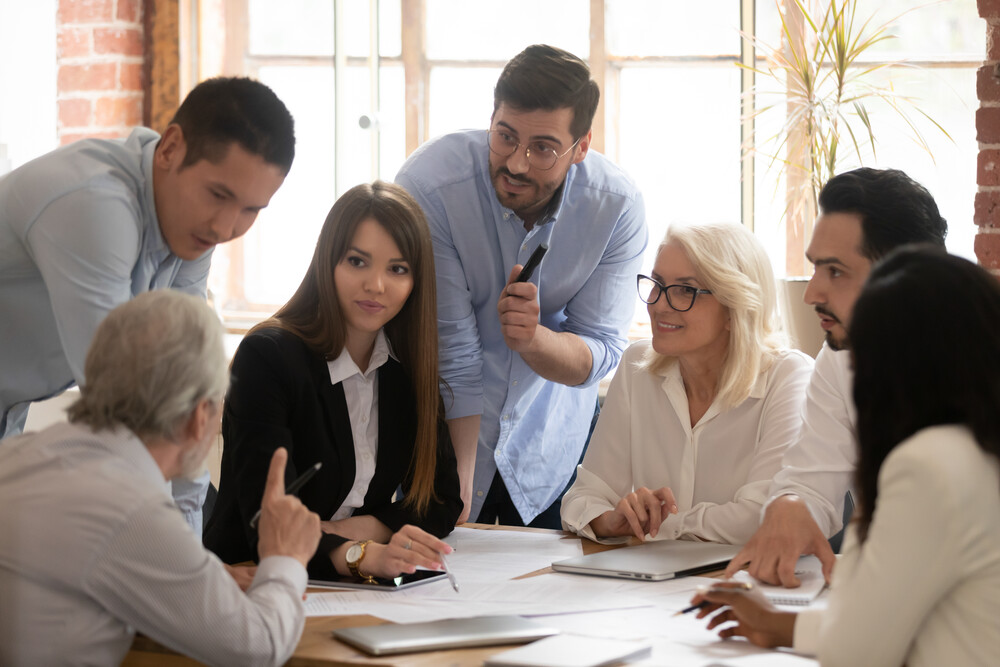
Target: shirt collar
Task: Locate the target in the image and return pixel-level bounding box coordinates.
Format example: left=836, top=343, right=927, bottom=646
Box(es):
left=137, top=128, right=171, bottom=259
left=82, top=422, right=172, bottom=495
left=327, top=329, right=396, bottom=385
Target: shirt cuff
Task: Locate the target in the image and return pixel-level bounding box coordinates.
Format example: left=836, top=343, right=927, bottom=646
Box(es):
left=252, top=555, right=309, bottom=594
left=792, top=607, right=823, bottom=656
left=443, top=391, right=484, bottom=421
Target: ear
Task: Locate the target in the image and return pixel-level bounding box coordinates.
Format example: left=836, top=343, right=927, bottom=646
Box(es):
left=181, top=398, right=215, bottom=444
left=154, top=124, right=187, bottom=172
left=571, top=130, right=592, bottom=165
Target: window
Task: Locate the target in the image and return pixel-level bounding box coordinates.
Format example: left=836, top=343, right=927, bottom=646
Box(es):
left=190, top=0, right=982, bottom=333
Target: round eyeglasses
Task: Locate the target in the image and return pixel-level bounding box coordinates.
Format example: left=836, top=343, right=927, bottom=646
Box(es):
left=487, top=130, right=581, bottom=171
left=637, top=275, right=712, bottom=312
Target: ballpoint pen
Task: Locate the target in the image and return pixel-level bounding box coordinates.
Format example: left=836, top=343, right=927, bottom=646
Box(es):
left=439, top=551, right=460, bottom=593
left=673, top=581, right=753, bottom=616
left=249, top=461, right=322, bottom=529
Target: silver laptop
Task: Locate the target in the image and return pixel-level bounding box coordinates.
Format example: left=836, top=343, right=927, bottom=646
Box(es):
left=331, top=615, right=559, bottom=656
left=552, top=540, right=742, bottom=581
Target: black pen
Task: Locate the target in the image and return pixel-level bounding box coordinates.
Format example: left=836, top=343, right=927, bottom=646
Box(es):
left=249, top=461, right=322, bottom=529
left=673, top=581, right=753, bottom=616
left=515, top=242, right=548, bottom=282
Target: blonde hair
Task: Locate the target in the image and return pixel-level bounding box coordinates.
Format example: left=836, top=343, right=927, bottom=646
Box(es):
left=68, top=290, right=228, bottom=440
left=644, top=221, right=786, bottom=408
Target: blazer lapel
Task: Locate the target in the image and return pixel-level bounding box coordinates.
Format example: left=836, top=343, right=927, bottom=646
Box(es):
left=316, top=361, right=356, bottom=518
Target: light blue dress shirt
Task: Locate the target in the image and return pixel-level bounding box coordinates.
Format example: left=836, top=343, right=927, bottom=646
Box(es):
left=396, top=130, right=647, bottom=523
left=0, top=128, right=213, bottom=529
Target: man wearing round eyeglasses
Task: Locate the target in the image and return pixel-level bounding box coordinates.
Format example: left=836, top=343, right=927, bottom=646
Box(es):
left=396, top=44, right=647, bottom=528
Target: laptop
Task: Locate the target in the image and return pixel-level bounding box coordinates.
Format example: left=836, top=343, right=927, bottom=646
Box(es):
left=331, top=615, right=559, bottom=656
left=551, top=540, right=742, bottom=581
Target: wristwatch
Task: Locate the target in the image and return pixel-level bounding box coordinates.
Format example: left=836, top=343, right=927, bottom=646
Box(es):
left=346, top=539, right=376, bottom=584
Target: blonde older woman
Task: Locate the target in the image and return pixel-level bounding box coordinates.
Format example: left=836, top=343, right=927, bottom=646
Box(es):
left=561, top=222, right=813, bottom=544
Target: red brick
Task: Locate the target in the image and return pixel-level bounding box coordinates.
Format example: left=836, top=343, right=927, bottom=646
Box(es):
left=978, top=65, right=1000, bottom=103
left=95, top=95, right=143, bottom=127
left=58, top=98, right=92, bottom=127
left=977, top=107, right=1000, bottom=143
left=117, top=0, right=142, bottom=23
left=974, top=232, right=1000, bottom=268
left=978, top=150, right=1000, bottom=186
left=119, top=63, right=143, bottom=91
left=59, top=130, right=123, bottom=145
left=58, top=63, right=116, bottom=92
left=988, top=23, right=1000, bottom=60
left=57, top=28, right=91, bottom=59
left=976, top=190, right=1000, bottom=228
left=58, top=0, right=114, bottom=24
left=94, top=28, right=143, bottom=57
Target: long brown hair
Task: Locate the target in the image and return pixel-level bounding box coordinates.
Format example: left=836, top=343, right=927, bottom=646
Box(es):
left=252, top=181, right=440, bottom=514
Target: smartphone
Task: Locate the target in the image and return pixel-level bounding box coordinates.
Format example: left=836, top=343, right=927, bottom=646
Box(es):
left=515, top=242, right=549, bottom=282
left=308, top=569, right=447, bottom=592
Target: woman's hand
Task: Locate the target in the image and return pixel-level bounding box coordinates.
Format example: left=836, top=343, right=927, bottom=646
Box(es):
left=358, top=525, right=453, bottom=579
left=690, top=582, right=797, bottom=649
left=590, top=486, right=678, bottom=541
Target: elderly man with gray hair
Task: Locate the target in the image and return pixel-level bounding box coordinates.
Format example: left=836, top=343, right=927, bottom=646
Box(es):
left=0, top=290, right=321, bottom=666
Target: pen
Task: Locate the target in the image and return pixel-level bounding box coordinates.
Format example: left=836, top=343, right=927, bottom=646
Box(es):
left=673, top=581, right=753, bottom=616
left=439, top=551, right=459, bottom=593
left=515, top=242, right=548, bottom=283
left=249, top=461, right=322, bottom=529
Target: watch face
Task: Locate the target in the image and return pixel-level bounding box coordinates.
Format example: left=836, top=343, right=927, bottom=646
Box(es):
left=346, top=544, right=362, bottom=563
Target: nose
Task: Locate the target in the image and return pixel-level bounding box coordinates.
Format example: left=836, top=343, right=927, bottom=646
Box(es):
left=803, top=273, right=822, bottom=306
left=209, top=205, right=242, bottom=242
left=506, top=145, right=531, bottom=175
left=364, top=271, right=384, bottom=294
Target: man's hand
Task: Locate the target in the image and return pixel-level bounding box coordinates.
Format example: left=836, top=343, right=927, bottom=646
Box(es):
left=690, top=582, right=797, bottom=649
left=223, top=563, right=257, bottom=591
left=497, top=265, right=540, bottom=353
left=590, top=487, right=678, bottom=541
left=724, top=495, right=835, bottom=587
left=256, top=448, right=321, bottom=566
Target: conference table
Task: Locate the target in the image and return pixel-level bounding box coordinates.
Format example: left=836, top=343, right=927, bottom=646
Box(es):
left=123, top=524, right=817, bottom=667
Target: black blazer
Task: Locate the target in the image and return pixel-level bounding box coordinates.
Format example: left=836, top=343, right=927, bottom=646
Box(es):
left=204, top=327, right=462, bottom=580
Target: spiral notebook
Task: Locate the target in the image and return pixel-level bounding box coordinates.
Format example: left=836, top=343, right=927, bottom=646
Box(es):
left=733, top=555, right=827, bottom=605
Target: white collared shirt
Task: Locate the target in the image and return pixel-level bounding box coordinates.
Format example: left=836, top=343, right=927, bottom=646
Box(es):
left=326, top=330, right=396, bottom=520
left=561, top=340, right=814, bottom=544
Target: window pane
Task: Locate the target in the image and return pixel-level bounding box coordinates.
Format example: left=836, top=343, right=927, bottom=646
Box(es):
left=607, top=0, right=739, bottom=56
left=248, top=0, right=334, bottom=56
left=378, top=65, right=407, bottom=180
left=853, top=0, right=981, bottom=58
left=428, top=67, right=501, bottom=138
left=618, top=66, right=742, bottom=286
left=426, top=0, right=589, bottom=60
left=379, top=0, right=402, bottom=57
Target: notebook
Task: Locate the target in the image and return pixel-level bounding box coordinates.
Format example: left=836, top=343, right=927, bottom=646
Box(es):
left=331, top=615, right=559, bottom=656
left=551, top=539, right=741, bottom=581
left=732, top=555, right=828, bottom=605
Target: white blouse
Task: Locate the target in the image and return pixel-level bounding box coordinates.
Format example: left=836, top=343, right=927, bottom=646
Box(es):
left=561, top=340, right=813, bottom=544
left=794, top=425, right=1000, bottom=667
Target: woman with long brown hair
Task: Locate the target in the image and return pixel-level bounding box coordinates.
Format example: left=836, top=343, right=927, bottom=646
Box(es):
left=205, top=181, right=462, bottom=581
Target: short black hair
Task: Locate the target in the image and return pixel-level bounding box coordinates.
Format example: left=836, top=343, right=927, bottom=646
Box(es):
left=818, top=168, right=947, bottom=261
left=851, top=246, right=1000, bottom=543
left=493, top=44, right=599, bottom=140
left=169, top=77, right=295, bottom=175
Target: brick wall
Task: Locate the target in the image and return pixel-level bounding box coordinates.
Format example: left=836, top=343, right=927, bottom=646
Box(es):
left=978, top=0, right=1000, bottom=271
left=57, top=0, right=144, bottom=145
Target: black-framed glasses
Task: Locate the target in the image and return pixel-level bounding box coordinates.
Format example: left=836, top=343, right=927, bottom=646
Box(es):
left=487, top=130, right=581, bottom=171
left=637, top=275, right=712, bottom=312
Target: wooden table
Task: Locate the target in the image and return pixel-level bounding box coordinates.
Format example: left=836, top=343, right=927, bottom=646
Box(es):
left=124, top=525, right=629, bottom=667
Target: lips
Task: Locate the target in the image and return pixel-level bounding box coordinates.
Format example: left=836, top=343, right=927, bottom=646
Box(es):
left=497, top=169, right=534, bottom=193
left=814, top=307, right=840, bottom=331
left=356, top=300, right=385, bottom=314
left=192, top=235, right=216, bottom=251
left=655, top=321, right=683, bottom=331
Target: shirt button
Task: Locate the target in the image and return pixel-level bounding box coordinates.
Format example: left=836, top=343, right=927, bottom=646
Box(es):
left=502, top=414, right=509, bottom=421
left=512, top=380, right=518, bottom=387
left=521, top=243, right=527, bottom=251
left=476, top=490, right=484, bottom=497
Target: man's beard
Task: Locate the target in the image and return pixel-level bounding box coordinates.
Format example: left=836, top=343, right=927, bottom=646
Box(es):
left=816, top=306, right=849, bottom=351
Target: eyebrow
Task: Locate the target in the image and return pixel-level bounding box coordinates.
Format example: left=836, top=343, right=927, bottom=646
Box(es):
left=347, top=246, right=407, bottom=263
left=495, top=121, right=564, bottom=147
left=650, top=272, right=699, bottom=285
left=807, top=255, right=847, bottom=268
left=210, top=181, right=268, bottom=211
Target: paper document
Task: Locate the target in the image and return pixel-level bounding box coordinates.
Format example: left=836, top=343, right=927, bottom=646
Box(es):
left=485, top=634, right=651, bottom=666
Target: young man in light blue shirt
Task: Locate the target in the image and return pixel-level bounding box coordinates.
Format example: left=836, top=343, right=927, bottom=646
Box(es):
left=0, top=77, right=295, bottom=532
left=396, top=45, right=647, bottom=528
